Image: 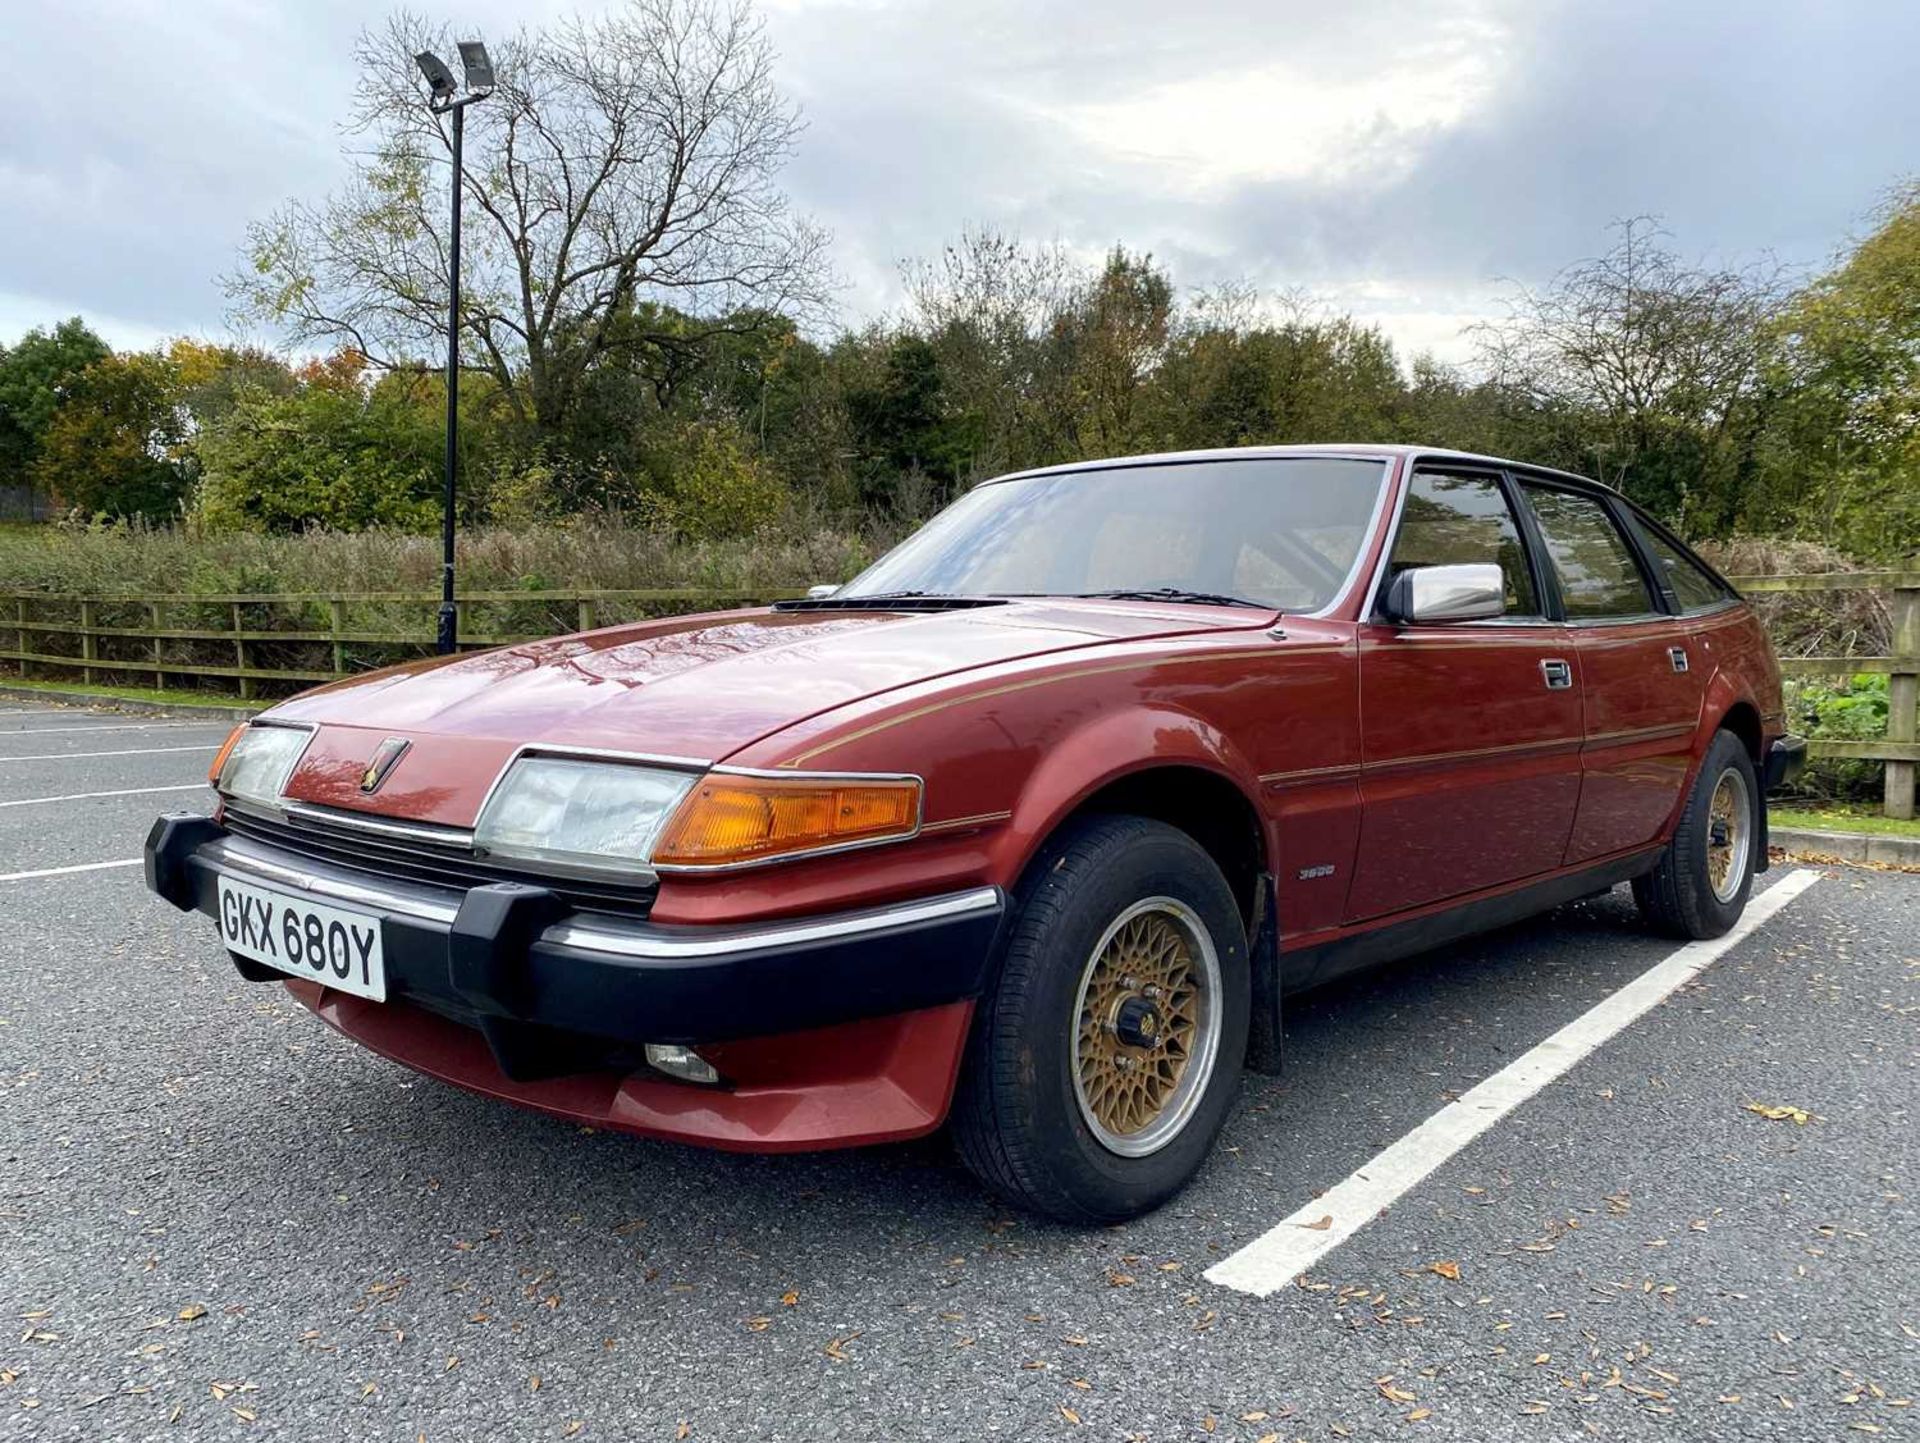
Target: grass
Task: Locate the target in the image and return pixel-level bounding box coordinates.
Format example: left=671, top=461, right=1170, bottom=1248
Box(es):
left=1771, top=803, right=1920, bottom=838
left=0, top=675, right=258, bottom=713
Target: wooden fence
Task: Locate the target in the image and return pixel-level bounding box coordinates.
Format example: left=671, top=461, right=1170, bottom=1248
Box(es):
left=1728, top=571, right=1919, bottom=820
left=2, top=573, right=1916, bottom=817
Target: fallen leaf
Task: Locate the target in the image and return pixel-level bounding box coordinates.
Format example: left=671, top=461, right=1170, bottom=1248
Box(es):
left=232, top=1407, right=257, bottom=1423
left=1298, top=1215, right=1334, bottom=1232
left=779, top=1291, right=799, bottom=1307
left=1378, top=1380, right=1417, bottom=1404
left=1406, top=1409, right=1431, bottom=1422
left=1424, top=1261, right=1461, bottom=1281
left=1107, top=1272, right=1136, bottom=1287
left=176, top=1305, right=208, bottom=1322
left=744, top=1316, right=772, bottom=1333
left=1059, top=1405, right=1081, bottom=1424
left=1744, top=1102, right=1813, bottom=1125
left=822, top=1332, right=861, bottom=1363
left=676, top=1424, right=690, bottom=1441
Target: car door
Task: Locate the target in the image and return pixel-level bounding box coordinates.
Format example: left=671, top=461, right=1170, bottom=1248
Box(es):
left=1517, top=481, right=1709, bottom=864
left=1347, top=468, right=1585, bottom=921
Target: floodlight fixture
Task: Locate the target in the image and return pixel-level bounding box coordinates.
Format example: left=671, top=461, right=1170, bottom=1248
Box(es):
left=415, top=51, right=458, bottom=106
left=457, top=40, right=495, bottom=95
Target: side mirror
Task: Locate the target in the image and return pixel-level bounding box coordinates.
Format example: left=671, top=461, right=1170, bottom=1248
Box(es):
left=805, top=584, right=840, bottom=600
left=1384, top=563, right=1505, bottom=624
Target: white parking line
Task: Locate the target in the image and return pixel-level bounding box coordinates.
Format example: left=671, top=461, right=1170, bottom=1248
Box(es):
left=1205, top=868, right=1822, bottom=1297
left=0, top=721, right=225, bottom=736
left=0, top=858, right=143, bottom=883
left=0, top=745, right=221, bottom=763
left=0, top=783, right=209, bottom=808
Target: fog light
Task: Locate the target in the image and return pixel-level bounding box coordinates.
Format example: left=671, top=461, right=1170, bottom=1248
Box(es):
left=644, top=1043, right=719, bottom=1085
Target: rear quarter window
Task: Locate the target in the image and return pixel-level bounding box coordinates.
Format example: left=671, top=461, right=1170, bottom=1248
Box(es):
left=1636, top=523, right=1734, bottom=611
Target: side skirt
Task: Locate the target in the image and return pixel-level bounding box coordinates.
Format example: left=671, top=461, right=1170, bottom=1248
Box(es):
left=1279, top=848, right=1664, bottom=997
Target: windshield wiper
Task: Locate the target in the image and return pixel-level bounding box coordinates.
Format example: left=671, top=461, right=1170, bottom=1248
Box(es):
left=1071, top=587, right=1273, bottom=610
left=771, top=590, right=1008, bottom=612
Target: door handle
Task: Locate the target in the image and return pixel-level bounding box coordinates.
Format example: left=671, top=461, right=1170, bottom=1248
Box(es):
left=1540, top=658, right=1573, bottom=690
left=1668, top=646, right=1689, bottom=673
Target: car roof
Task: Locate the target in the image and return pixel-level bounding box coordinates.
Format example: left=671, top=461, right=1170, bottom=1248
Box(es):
left=989, top=443, right=1605, bottom=493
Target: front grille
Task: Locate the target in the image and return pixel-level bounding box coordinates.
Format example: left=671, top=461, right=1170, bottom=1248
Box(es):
left=222, top=807, right=658, bottom=920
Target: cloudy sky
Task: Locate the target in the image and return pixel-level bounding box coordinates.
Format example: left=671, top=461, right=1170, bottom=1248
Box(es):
left=3, top=0, right=1915, bottom=363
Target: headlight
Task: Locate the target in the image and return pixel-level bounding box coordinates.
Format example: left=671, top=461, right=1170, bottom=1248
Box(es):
left=651, top=771, right=922, bottom=869
left=474, top=756, right=697, bottom=877
left=212, top=722, right=313, bottom=807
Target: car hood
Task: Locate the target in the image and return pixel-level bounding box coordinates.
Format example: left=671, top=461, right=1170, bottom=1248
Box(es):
left=271, top=601, right=1265, bottom=823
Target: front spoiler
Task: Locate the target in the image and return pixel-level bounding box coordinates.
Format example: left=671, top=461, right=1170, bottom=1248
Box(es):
left=145, top=812, right=1006, bottom=1091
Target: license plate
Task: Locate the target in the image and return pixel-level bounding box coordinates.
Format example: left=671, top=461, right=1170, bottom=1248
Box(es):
left=215, top=875, right=387, bottom=1001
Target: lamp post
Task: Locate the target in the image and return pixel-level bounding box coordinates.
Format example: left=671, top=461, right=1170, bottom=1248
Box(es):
left=415, top=41, right=494, bottom=655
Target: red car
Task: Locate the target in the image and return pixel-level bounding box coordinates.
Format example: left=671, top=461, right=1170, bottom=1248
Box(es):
left=147, top=446, right=1805, bottom=1221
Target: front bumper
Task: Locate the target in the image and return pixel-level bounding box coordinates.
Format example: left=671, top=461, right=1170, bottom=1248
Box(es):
left=145, top=812, right=1005, bottom=1148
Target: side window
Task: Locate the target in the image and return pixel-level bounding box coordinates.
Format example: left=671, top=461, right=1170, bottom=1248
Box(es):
left=1636, top=522, right=1731, bottom=611
left=1523, top=486, right=1655, bottom=620
left=1385, top=471, right=1539, bottom=617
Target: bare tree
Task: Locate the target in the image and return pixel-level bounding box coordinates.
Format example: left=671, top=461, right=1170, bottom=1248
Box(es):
left=1472, top=217, right=1785, bottom=495
left=229, top=0, right=829, bottom=443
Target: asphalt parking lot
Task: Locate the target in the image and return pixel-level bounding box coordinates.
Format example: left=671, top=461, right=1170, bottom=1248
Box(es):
left=1, top=699, right=1914, bottom=1441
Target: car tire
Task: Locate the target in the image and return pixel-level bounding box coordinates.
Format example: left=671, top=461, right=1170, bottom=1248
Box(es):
left=951, top=814, right=1250, bottom=1223
left=1631, top=729, right=1760, bottom=939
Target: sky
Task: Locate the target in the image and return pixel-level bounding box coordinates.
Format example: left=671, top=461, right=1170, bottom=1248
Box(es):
left=2, top=0, right=1916, bottom=365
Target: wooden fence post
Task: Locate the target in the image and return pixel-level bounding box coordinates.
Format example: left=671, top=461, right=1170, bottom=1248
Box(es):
left=577, top=598, right=598, bottom=632
left=1888, top=582, right=1918, bottom=821
left=151, top=601, right=164, bottom=691
left=79, top=600, right=97, bottom=686
left=330, top=599, right=347, bottom=675
left=232, top=602, right=252, bottom=701
left=14, top=597, right=25, bottom=675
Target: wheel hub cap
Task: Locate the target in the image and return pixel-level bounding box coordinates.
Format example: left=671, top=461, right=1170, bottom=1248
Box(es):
left=1111, top=995, right=1162, bottom=1048
left=1070, top=898, right=1223, bottom=1158
left=1705, top=767, right=1751, bottom=904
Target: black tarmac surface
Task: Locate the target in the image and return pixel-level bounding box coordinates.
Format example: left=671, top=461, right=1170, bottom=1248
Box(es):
left=1, top=700, right=1913, bottom=1441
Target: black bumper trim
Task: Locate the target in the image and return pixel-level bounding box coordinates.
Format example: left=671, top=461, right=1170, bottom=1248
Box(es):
left=145, top=812, right=1006, bottom=1080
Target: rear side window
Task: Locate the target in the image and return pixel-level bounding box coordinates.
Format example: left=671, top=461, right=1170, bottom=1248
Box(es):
left=1386, top=472, right=1540, bottom=617
left=1522, top=486, right=1655, bottom=620
left=1636, top=523, right=1731, bottom=611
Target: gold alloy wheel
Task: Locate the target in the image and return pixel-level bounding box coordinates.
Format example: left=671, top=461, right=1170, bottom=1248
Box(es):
left=1705, top=766, right=1752, bottom=904
left=1069, top=897, right=1222, bottom=1158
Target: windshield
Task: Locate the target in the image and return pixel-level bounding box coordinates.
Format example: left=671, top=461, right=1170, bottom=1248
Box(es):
left=840, top=457, right=1388, bottom=611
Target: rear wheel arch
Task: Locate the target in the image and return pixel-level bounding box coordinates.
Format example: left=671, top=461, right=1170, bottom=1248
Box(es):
left=1716, top=699, right=1763, bottom=766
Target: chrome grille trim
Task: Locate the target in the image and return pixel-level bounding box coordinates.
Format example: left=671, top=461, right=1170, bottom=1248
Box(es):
left=220, top=803, right=657, bottom=918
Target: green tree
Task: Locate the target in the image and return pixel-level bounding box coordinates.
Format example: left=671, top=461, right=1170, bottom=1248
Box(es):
left=844, top=336, right=976, bottom=510
left=1760, top=183, right=1920, bottom=558
left=639, top=415, right=788, bottom=539
left=194, top=359, right=446, bottom=532
left=0, top=317, right=111, bottom=495
left=33, top=351, right=194, bottom=520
